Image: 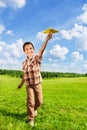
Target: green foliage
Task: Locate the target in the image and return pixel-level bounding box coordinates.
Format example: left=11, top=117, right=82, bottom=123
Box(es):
left=0, top=69, right=86, bottom=78
left=0, top=75, right=87, bottom=130
left=0, top=69, right=22, bottom=78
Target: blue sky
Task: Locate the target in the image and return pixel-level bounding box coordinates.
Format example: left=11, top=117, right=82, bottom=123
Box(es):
left=0, top=0, right=87, bottom=73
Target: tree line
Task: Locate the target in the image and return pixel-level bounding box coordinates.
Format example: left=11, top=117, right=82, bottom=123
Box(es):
left=0, top=69, right=87, bottom=78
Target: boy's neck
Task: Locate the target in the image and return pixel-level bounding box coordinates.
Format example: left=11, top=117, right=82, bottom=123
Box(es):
left=27, top=54, right=34, bottom=59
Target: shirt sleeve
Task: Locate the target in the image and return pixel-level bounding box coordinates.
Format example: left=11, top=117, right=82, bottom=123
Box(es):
left=22, top=59, right=28, bottom=72
left=35, top=54, right=42, bottom=64
left=22, top=62, right=25, bottom=72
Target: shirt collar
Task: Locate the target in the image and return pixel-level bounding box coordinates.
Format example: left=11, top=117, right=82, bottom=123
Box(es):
left=27, top=55, right=35, bottom=60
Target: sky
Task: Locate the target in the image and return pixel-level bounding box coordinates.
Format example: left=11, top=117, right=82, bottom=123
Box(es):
left=0, top=0, right=87, bottom=73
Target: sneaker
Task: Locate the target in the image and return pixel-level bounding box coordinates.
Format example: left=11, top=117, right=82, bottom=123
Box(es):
left=34, top=110, right=37, bottom=117
left=29, top=120, right=34, bottom=127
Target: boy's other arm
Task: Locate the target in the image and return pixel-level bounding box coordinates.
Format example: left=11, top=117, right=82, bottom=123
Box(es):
left=17, top=74, right=25, bottom=89
left=39, top=33, right=52, bottom=58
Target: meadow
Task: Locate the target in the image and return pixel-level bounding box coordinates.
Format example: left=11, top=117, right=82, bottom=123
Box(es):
left=0, top=75, right=87, bottom=130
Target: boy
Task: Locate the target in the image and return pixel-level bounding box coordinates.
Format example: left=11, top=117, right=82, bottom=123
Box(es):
left=18, top=33, right=52, bottom=126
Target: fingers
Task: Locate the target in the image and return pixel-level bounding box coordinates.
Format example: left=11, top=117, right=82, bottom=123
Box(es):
left=17, top=85, right=21, bottom=89
left=48, top=32, right=52, bottom=38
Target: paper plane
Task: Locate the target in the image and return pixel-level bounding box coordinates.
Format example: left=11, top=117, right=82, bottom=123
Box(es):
left=43, top=28, right=59, bottom=34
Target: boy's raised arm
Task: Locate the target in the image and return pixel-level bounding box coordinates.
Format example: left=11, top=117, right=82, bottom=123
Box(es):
left=39, top=33, right=52, bottom=58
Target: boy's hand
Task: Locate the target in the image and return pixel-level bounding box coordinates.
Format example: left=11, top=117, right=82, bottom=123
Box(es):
left=46, top=32, right=53, bottom=41
left=17, top=84, right=22, bottom=89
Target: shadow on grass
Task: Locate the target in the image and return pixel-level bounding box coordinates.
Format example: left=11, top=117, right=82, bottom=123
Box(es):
left=0, top=109, right=27, bottom=122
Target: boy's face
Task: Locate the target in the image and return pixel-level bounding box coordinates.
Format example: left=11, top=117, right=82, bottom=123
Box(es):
left=24, top=44, right=34, bottom=58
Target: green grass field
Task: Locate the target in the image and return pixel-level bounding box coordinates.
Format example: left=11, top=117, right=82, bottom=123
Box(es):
left=0, top=75, right=87, bottom=130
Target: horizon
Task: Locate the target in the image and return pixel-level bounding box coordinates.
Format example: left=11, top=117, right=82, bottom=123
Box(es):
left=0, top=68, right=86, bottom=75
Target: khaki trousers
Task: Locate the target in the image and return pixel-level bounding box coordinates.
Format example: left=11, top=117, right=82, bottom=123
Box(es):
left=26, top=83, right=43, bottom=121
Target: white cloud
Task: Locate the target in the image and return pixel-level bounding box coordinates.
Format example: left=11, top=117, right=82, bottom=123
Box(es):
left=0, top=46, right=2, bottom=52
left=6, top=57, right=19, bottom=65
left=0, top=24, right=5, bottom=34
left=0, top=57, right=21, bottom=70
left=41, top=63, right=60, bottom=72
left=49, top=58, right=58, bottom=63
left=60, top=23, right=86, bottom=40
left=60, top=30, right=72, bottom=40
left=0, top=59, right=6, bottom=64
left=71, top=51, right=83, bottom=62
left=0, top=41, right=6, bottom=52
left=3, top=52, right=10, bottom=57
left=0, top=24, right=15, bottom=36
left=71, top=23, right=84, bottom=38
left=0, top=39, right=24, bottom=69
left=50, top=44, right=69, bottom=59
left=60, top=4, right=87, bottom=51
left=83, top=61, right=87, bottom=72
left=61, top=23, right=87, bottom=50
left=37, top=31, right=47, bottom=41
left=10, top=0, right=26, bottom=8
left=6, top=30, right=14, bottom=35
left=52, top=37, right=59, bottom=41
left=0, top=1, right=6, bottom=7
left=0, top=40, right=6, bottom=46
left=41, top=61, right=87, bottom=73
left=7, top=44, right=20, bottom=57
left=0, top=0, right=26, bottom=9
left=77, top=4, right=87, bottom=24
left=6, top=39, right=24, bottom=58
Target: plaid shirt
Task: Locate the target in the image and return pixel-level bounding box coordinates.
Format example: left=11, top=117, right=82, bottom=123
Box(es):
left=22, top=54, right=42, bottom=85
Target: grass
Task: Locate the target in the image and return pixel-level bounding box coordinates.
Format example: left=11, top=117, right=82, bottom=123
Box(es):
left=0, top=75, right=87, bottom=130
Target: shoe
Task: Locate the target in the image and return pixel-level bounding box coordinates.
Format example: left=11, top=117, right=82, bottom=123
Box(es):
left=29, top=120, right=34, bottom=127
left=34, top=110, right=37, bottom=117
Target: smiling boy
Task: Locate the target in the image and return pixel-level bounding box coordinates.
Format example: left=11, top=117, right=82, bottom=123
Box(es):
left=18, top=33, right=52, bottom=126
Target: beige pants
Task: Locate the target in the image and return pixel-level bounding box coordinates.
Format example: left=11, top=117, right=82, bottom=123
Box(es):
left=26, top=83, right=43, bottom=121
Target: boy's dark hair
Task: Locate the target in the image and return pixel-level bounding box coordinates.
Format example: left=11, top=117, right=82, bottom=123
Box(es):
left=23, top=42, right=35, bottom=51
